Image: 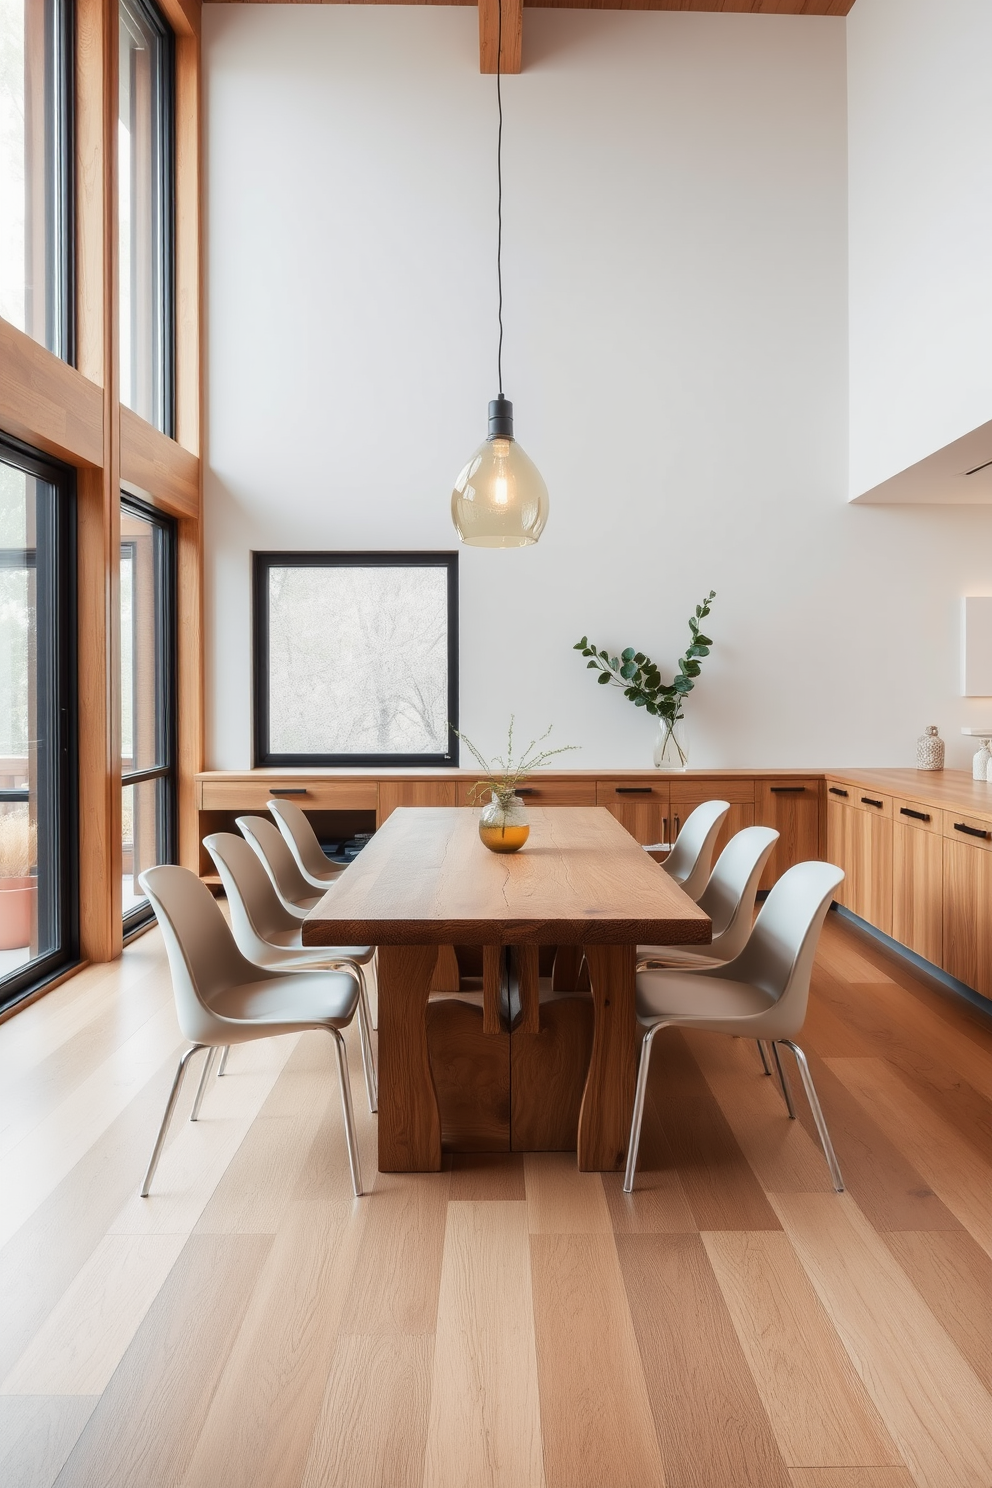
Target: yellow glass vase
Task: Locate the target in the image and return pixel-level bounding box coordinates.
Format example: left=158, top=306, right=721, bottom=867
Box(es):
left=479, top=792, right=530, bottom=853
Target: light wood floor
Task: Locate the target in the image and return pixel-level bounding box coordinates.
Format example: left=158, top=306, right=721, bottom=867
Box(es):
left=2, top=913, right=992, bottom=1488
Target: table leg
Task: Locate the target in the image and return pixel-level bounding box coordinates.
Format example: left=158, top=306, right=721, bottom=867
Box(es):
left=377, top=943, right=442, bottom=1172
left=576, top=943, right=637, bottom=1171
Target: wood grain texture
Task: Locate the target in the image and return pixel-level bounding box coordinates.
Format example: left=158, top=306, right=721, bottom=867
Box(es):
left=303, top=807, right=711, bottom=948
left=531, top=1232, right=665, bottom=1488
left=524, top=1151, right=612, bottom=1235
left=376, top=943, right=442, bottom=1171
left=576, top=942, right=637, bottom=1170
left=0, top=1396, right=99, bottom=1488
left=338, top=1168, right=450, bottom=1334
left=789, top=1473, right=917, bottom=1488
left=881, top=1231, right=992, bottom=1396
left=617, top=1232, right=791, bottom=1488
left=772, top=1192, right=992, bottom=1488
left=54, top=1234, right=272, bottom=1488
left=378, top=779, right=458, bottom=824
left=424, top=1202, right=544, bottom=1488
left=426, top=997, right=511, bottom=1151
left=479, top=0, right=522, bottom=73
left=757, top=778, right=822, bottom=892
left=703, top=1230, right=900, bottom=1468
left=511, top=994, right=593, bottom=1150
left=0, top=318, right=103, bottom=467
left=120, top=407, right=199, bottom=518
left=301, top=1334, right=433, bottom=1488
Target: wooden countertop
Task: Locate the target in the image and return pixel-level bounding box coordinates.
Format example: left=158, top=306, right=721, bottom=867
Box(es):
left=826, top=767, right=992, bottom=819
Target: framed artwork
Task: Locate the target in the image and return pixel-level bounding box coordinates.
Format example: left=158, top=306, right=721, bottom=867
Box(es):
left=252, top=551, right=459, bottom=767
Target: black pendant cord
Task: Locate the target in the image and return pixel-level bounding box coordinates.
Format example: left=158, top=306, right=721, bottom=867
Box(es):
left=496, top=0, right=504, bottom=398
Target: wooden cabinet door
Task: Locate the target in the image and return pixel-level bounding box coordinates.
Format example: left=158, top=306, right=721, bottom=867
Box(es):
left=756, top=779, right=821, bottom=891
left=670, top=780, right=755, bottom=862
left=826, top=797, right=856, bottom=912
left=595, top=780, right=670, bottom=846
left=863, top=812, right=892, bottom=935
left=892, top=820, right=942, bottom=965
left=942, top=837, right=992, bottom=997
left=378, top=781, right=459, bottom=825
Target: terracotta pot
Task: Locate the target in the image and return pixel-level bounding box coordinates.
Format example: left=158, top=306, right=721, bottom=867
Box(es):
left=0, top=876, right=36, bottom=951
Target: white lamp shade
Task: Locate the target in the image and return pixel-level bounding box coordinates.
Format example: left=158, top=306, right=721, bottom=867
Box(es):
left=451, top=436, right=549, bottom=549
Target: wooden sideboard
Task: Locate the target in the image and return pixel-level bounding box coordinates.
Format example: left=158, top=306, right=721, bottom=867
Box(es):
left=195, top=767, right=824, bottom=892
left=825, top=767, right=992, bottom=1001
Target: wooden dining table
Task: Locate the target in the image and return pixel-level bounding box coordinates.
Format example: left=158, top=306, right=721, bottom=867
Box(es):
left=303, top=806, right=711, bottom=1173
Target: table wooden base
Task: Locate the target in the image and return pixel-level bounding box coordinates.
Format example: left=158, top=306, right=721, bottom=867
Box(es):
left=376, top=942, right=637, bottom=1173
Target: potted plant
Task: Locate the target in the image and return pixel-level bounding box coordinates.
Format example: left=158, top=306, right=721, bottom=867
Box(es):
left=0, top=811, right=38, bottom=951
left=458, top=719, right=578, bottom=853
left=574, top=591, right=716, bottom=769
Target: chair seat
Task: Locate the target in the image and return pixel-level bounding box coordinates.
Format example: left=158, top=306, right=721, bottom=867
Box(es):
left=636, top=968, right=777, bottom=1028
left=208, top=970, right=359, bottom=1035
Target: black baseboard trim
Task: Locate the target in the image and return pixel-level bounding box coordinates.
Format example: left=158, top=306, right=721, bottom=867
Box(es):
left=832, top=903, right=992, bottom=1026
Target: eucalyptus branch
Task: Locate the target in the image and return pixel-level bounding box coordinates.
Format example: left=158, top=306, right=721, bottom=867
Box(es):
left=573, top=591, right=716, bottom=723
left=455, top=718, right=579, bottom=804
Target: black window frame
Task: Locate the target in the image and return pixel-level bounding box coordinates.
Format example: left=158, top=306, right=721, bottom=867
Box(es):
left=252, top=551, right=460, bottom=769
left=120, top=492, right=177, bottom=937
left=118, top=0, right=176, bottom=436
left=0, top=431, right=78, bottom=1017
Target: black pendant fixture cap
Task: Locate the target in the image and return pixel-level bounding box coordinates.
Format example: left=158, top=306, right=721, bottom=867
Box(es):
left=488, top=395, right=514, bottom=439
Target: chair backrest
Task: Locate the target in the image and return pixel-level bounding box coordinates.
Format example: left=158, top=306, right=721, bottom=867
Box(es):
left=204, top=832, right=299, bottom=960
left=269, top=798, right=341, bottom=885
left=663, top=799, right=730, bottom=901
left=237, top=815, right=317, bottom=913
left=139, top=864, right=270, bottom=1042
left=698, top=825, right=779, bottom=952
left=715, top=860, right=845, bottom=1037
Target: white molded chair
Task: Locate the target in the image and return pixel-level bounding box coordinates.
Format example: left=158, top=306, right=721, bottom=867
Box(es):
left=662, top=799, right=730, bottom=901
left=624, top=859, right=845, bottom=1195
left=269, top=797, right=344, bottom=891
left=237, top=814, right=323, bottom=917
left=138, top=865, right=364, bottom=1199
left=205, top=831, right=377, bottom=1112
left=639, top=825, right=779, bottom=970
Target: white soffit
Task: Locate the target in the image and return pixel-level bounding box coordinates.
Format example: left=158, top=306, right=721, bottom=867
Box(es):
left=851, top=419, right=992, bottom=505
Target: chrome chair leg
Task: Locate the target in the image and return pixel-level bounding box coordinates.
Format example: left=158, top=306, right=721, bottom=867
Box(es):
left=771, top=1041, right=797, bottom=1118
left=329, top=1027, right=363, bottom=1198
left=355, top=964, right=378, bottom=1113
left=140, top=1043, right=207, bottom=1197
left=756, top=1040, right=773, bottom=1076
left=623, top=1021, right=667, bottom=1194
left=778, top=1039, right=845, bottom=1193
left=190, top=1046, right=218, bottom=1122
left=370, top=949, right=378, bottom=1030
left=217, top=1046, right=230, bottom=1077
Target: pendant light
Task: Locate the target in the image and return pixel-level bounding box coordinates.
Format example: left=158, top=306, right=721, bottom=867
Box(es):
left=451, top=4, right=549, bottom=548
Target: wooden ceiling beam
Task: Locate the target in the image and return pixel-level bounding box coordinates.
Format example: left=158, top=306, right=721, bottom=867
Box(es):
left=479, top=0, right=522, bottom=73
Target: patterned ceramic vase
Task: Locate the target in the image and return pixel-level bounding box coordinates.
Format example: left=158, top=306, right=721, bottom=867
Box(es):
left=916, top=725, right=945, bottom=771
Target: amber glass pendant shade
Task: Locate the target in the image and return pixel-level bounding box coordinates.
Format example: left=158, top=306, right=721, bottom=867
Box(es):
left=451, top=397, right=549, bottom=549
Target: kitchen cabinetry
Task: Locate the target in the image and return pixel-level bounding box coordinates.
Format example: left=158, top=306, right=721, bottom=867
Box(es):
left=826, top=781, right=891, bottom=935
left=756, top=779, right=821, bottom=891
left=891, top=798, right=942, bottom=966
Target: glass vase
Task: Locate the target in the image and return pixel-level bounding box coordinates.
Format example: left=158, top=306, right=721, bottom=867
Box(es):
left=653, top=715, right=688, bottom=770
left=479, top=792, right=530, bottom=853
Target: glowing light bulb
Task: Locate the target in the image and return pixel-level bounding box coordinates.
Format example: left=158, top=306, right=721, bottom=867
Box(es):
left=451, top=398, right=549, bottom=548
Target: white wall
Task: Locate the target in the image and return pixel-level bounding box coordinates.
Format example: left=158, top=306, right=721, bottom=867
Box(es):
left=204, top=4, right=992, bottom=774
left=848, top=0, right=992, bottom=498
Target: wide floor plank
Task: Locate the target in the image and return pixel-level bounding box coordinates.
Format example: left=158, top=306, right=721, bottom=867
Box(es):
left=0, top=1396, right=98, bottom=1488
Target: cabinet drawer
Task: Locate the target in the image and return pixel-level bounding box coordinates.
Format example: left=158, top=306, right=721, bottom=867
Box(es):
left=825, top=780, right=854, bottom=804
left=942, top=810, right=992, bottom=852
left=850, top=789, right=892, bottom=818
left=596, top=780, right=669, bottom=806
left=200, top=779, right=378, bottom=812
left=892, top=797, right=939, bottom=833
left=461, top=779, right=597, bottom=808
left=670, top=779, right=754, bottom=806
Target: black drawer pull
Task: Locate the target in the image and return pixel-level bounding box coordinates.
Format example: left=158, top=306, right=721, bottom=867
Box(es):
left=900, top=807, right=931, bottom=823
left=829, top=787, right=849, bottom=797
left=771, top=786, right=806, bottom=794
left=954, top=821, right=991, bottom=840
left=861, top=797, right=884, bottom=809
left=616, top=787, right=652, bottom=795
left=515, top=788, right=537, bottom=796
left=270, top=788, right=308, bottom=797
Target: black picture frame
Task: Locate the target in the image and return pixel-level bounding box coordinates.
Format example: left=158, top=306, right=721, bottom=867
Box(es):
left=252, top=551, right=460, bottom=768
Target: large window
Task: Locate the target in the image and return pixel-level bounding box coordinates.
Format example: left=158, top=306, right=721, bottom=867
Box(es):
left=0, top=435, right=76, bottom=1011
left=253, top=552, right=459, bottom=767
left=118, top=0, right=173, bottom=432
left=121, top=496, right=175, bottom=929
left=0, top=0, right=73, bottom=358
